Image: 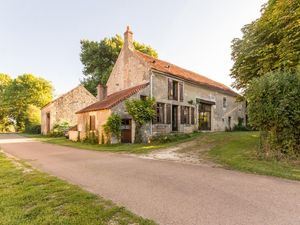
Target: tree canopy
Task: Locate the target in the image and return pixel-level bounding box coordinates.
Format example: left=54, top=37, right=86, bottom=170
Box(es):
left=2, top=74, right=53, bottom=130
left=231, top=0, right=300, bottom=90
left=80, top=35, right=158, bottom=95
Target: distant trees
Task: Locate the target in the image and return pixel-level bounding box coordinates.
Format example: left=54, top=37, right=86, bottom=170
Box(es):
left=0, top=73, right=53, bottom=132
left=80, top=35, right=158, bottom=95
left=231, top=0, right=300, bottom=90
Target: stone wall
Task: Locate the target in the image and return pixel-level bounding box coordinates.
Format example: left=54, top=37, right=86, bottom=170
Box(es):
left=106, top=46, right=151, bottom=96
left=151, top=71, right=246, bottom=133
left=41, top=85, right=97, bottom=135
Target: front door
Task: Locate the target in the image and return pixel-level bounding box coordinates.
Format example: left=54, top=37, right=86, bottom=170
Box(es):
left=172, top=105, right=178, bottom=131
left=198, top=103, right=211, bottom=130
left=121, top=119, right=132, bottom=143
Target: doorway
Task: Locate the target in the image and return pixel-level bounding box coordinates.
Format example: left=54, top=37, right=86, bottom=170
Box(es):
left=121, top=119, right=132, bottom=143
left=46, top=112, right=51, bottom=134
left=198, top=103, right=211, bottom=130
left=172, top=105, right=178, bottom=131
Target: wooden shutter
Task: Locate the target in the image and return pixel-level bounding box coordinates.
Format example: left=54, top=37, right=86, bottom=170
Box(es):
left=179, top=82, right=184, bottom=102
left=168, top=79, right=173, bottom=100
left=166, top=104, right=171, bottom=124
left=90, top=115, right=96, bottom=131
left=191, top=107, right=195, bottom=124
left=152, top=104, right=158, bottom=124
left=180, top=106, right=184, bottom=124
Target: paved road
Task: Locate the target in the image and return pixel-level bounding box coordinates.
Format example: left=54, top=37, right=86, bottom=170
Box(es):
left=0, top=134, right=299, bottom=225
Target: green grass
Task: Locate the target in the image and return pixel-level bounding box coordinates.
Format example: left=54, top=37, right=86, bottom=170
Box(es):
left=0, top=152, right=156, bottom=225
left=21, top=132, right=202, bottom=154
left=201, top=132, right=300, bottom=181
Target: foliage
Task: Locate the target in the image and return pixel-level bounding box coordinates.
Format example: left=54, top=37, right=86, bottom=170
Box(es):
left=80, top=35, right=158, bottom=95
left=50, top=121, right=69, bottom=137
left=245, top=70, right=300, bottom=159
left=83, top=131, right=99, bottom=144
left=24, top=104, right=41, bottom=134
left=103, top=113, right=122, bottom=143
left=231, top=0, right=300, bottom=90
left=0, top=154, right=157, bottom=225
left=232, top=117, right=252, bottom=131
left=0, top=74, right=13, bottom=132
left=125, top=98, right=156, bottom=143
left=3, top=74, right=53, bottom=130
left=150, top=132, right=200, bottom=144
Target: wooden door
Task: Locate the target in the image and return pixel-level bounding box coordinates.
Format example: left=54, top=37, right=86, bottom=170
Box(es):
left=121, top=119, right=132, bottom=143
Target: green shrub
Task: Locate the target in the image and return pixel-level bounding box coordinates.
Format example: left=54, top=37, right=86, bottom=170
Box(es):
left=103, top=113, right=122, bottom=143
left=232, top=117, right=251, bottom=131
left=50, top=121, right=69, bottom=137
left=246, top=70, right=300, bottom=159
left=83, top=131, right=98, bottom=144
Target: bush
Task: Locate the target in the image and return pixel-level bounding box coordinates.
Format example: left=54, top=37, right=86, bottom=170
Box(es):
left=50, top=121, right=69, bottom=137
left=246, top=70, right=300, bottom=159
left=82, top=131, right=98, bottom=144
left=25, top=124, right=41, bottom=134
left=103, top=113, right=122, bottom=143
left=232, top=117, right=251, bottom=131
left=24, top=104, right=41, bottom=134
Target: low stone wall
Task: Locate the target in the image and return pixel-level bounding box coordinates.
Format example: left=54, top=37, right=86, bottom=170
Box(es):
left=69, top=131, right=79, bottom=142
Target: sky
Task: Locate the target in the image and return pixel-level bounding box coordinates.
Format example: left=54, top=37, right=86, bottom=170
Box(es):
left=0, top=0, right=267, bottom=96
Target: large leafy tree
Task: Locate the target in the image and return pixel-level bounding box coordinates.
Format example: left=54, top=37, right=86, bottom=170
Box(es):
left=231, top=0, right=300, bottom=90
left=4, top=74, right=53, bottom=130
left=0, top=74, right=13, bottom=132
left=80, top=35, right=158, bottom=95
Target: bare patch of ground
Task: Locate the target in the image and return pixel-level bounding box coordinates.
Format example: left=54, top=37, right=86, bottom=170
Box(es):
left=138, top=135, right=220, bottom=167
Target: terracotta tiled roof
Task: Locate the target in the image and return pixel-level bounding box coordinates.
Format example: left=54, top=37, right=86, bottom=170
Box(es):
left=135, top=51, right=238, bottom=96
left=76, top=82, right=149, bottom=114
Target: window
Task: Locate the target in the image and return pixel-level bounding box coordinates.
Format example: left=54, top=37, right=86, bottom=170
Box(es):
left=191, top=107, right=195, bottom=124
left=155, top=103, right=165, bottom=124
left=140, top=95, right=147, bottom=100
left=181, top=106, right=190, bottom=124
left=179, top=82, right=184, bottom=102
left=223, top=97, right=227, bottom=108
left=166, top=104, right=171, bottom=124
left=89, top=115, right=96, bottom=131
left=168, top=79, right=179, bottom=101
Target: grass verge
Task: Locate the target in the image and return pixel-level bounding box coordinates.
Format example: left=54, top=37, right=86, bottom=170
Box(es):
left=21, top=132, right=202, bottom=154
left=202, top=132, right=300, bottom=181
left=0, top=152, right=156, bottom=225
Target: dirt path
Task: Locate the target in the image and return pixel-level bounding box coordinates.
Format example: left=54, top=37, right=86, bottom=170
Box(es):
left=1, top=134, right=300, bottom=225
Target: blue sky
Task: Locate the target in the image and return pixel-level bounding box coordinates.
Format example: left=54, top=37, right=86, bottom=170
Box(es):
left=0, top=0, right=266, bottom=96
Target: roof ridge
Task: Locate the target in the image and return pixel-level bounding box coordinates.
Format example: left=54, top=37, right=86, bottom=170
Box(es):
left=134, top=50, right=238, bottom=96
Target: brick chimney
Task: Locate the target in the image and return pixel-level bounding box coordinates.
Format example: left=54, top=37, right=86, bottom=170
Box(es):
left=96, top=84, right=107, bottom=101
left=124, top=25, right=134, bottom=50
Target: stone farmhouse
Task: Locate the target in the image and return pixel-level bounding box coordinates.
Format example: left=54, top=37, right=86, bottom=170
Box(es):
left=71, top=27, right=246, bottom=143
left=41, top=85, right=97, bottom=135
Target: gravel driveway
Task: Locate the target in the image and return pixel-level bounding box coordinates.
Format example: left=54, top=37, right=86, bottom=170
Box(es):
left=1, top=134, right=299, bottom=225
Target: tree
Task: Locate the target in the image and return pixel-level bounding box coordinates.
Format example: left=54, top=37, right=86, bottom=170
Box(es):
left=25, top=104, right=41, bottom=134
left=0, top=74, right=13, bottom=131
left=4, top=74, right=53, bottom=130
left=246, top=70, right=300, bottom=159
left=231, top=0, right=300, bottom=90
left=125, top=98, right=156, bottom=143
left=80, top=35, right=158, bottom=95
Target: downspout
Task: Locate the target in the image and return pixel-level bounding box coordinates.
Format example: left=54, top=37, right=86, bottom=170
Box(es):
left=150, top=72, right=153, bottom=137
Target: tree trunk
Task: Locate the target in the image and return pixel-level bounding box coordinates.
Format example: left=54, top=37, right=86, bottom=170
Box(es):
left=134, top=122, right=143, bottom=143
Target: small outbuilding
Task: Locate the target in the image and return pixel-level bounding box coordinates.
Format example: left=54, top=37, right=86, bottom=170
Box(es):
left=41, top=85, right=97, bottom=135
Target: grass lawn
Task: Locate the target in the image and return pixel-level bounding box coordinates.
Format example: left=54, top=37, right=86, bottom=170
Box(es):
left=199, top=132, right=300, bottom=181
left=0, top=152, right=156, bottom=225
left=21, top=132, right=201, bottom=154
